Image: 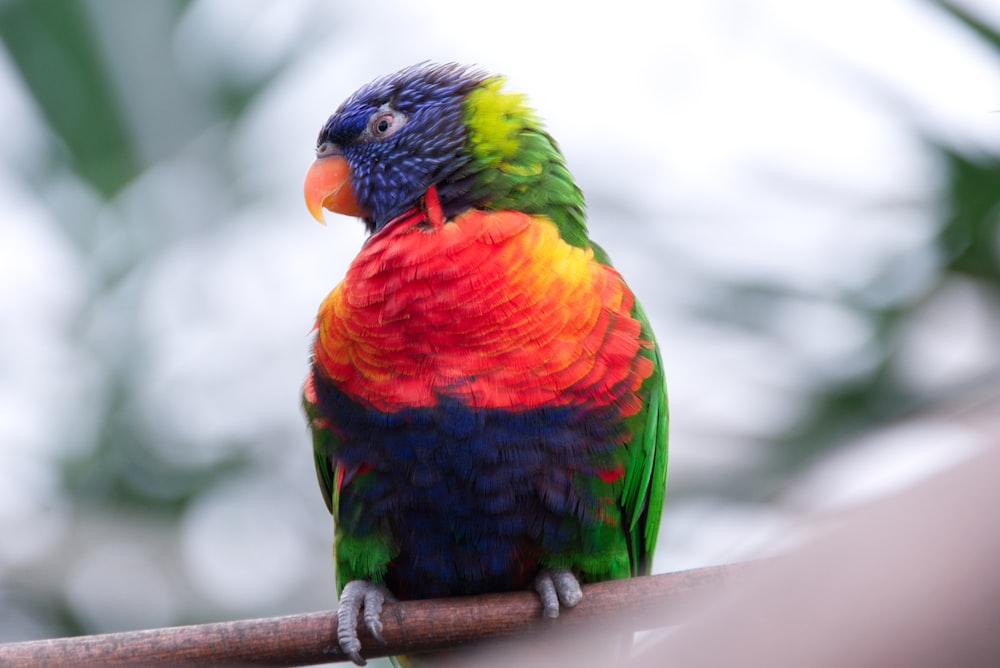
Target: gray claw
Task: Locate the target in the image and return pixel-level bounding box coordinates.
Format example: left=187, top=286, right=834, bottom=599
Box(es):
left=534, top=568, right=583, bottom=619
left=337, top=580, right=394, bottom=666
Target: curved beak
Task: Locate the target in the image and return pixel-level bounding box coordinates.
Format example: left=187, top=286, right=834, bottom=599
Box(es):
left=303, top=153, right=367, bottom=224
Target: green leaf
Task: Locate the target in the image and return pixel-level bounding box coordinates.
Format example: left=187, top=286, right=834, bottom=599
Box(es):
left=0, top=0, right=142, bottom=195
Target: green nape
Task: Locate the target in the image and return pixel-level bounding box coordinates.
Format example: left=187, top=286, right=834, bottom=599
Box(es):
left=461, top=76, right=590, bottom=250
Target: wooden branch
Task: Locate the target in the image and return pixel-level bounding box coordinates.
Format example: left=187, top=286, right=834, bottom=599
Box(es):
left=0, top=563, right=749, bottom=667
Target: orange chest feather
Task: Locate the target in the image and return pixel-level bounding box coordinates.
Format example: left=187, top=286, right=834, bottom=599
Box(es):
left=312, top=210, right=653, bottom=412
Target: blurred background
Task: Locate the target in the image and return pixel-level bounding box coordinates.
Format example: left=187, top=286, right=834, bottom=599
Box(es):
left=1, top=0, right=998, bottom=658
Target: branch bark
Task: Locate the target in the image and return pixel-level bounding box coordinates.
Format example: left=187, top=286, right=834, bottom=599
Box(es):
left=0, top=563, right=748, bottom=667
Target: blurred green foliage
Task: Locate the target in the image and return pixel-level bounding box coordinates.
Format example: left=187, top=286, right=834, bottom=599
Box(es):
left=0, top=0, right=141, bottom=196
left=942, top=150, right=1000, bottom=281
left=765, top=3, right=1000, bottom=479
left=0, top=0, right=239, bottom=511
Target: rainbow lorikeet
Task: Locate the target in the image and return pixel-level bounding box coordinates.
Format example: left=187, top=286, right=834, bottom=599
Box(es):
left=302, top=62, right=668, bottom=665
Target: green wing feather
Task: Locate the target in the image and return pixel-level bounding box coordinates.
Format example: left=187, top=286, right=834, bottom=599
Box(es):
left=621, top=298, right=669, bottom=576
left=303, top=391, right=337, bottom=514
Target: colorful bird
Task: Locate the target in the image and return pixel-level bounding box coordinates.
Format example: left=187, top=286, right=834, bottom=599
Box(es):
left=302, top=62, right=668, bottom=665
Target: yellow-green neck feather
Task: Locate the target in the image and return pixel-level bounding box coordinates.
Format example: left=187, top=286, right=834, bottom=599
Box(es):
left=460, top=77, right=590, bottom=249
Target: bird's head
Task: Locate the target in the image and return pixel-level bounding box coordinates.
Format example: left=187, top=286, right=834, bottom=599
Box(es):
left=304, top=62, right=584, bottom=236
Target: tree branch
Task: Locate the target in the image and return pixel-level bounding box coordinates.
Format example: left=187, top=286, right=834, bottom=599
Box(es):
left=0, top=563, right=749, bottom=666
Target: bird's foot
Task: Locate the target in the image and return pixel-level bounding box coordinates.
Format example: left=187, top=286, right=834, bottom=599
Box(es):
left=337, top=579, right=394, bottom=666
left=534, top=568, right=583, bottom=619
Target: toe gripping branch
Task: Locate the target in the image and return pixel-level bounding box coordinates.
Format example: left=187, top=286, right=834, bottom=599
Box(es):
left=534, top=568, right=584, bottom=620
left=337, top=581, right=394, bottom=666
left=337, top=569, right=584, bottom=664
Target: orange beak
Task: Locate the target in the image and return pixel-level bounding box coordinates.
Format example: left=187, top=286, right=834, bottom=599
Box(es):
left=303, top=154, right=368, bottom=224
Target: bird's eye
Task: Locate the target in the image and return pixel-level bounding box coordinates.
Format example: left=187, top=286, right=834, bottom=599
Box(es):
left=371, top=113, right=394, bottom=136
left=365, top=108, right=406, bottom=140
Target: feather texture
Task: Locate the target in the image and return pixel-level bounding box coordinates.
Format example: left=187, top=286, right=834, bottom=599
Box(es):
left=313, top=210, right=652, bottom=413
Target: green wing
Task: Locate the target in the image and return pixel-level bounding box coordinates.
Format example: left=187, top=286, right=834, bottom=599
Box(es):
left=620, top=298, right=669, bottom=576
left=303, top=389, right=337, bottom=514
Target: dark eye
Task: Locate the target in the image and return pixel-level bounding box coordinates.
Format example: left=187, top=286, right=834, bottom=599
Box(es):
left=366, top=108, right=406, bottom=140
left=371, top=113, right=394, bottom=136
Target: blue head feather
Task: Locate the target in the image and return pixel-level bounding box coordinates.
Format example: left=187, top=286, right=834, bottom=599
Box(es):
left=318, top=62, right=489, bottom=231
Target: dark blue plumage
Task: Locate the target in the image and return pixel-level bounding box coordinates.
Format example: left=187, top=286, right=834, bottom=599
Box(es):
left=310, top=371, right=629, bottom=600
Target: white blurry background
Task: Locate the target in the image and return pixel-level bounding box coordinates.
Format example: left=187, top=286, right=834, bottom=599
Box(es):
left=1, top=0, right=999, bottom=650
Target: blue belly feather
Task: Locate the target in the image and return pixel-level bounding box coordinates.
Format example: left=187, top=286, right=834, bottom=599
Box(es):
left=311, top=371, right=627, bottom=599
